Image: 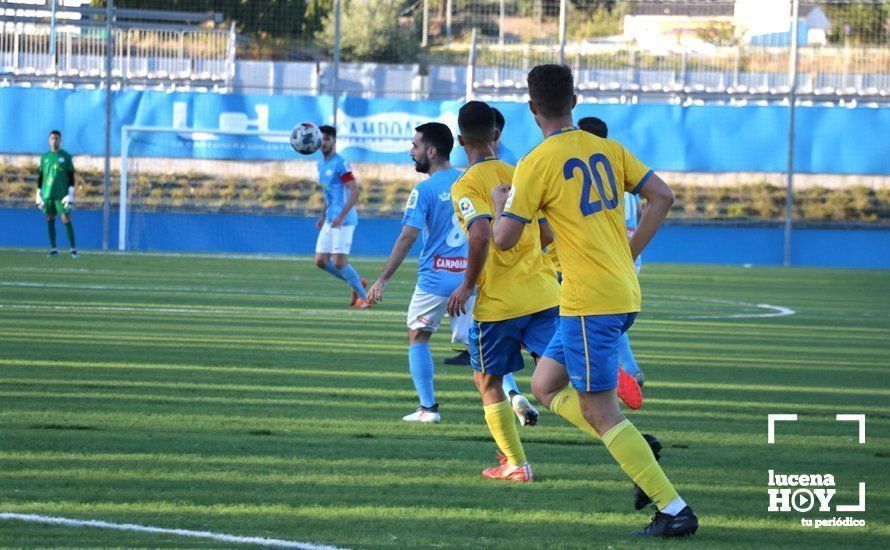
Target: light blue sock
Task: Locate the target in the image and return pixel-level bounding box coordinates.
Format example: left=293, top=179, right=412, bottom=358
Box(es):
left=408, top=342, right=436, bottom=408
left=502, top=373, right=521, bottom=397
left=340, top=263, right=367, bottom=298
left=323, top=260, right=346, bottom=281
left=617, top=332, right=642, bottom=378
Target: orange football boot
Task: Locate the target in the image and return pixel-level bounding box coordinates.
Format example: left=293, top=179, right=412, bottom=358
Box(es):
left=617, top=365, right=643, bottom=410
left=482, top=461, right=533, bottom=482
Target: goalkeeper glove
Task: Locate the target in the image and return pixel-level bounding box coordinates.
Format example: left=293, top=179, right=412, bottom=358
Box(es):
left=62, top=187, right=74, bottom=208
left=35, top=189, right=45, bottom=209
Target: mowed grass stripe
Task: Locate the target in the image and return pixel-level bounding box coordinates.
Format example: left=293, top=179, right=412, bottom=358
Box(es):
left=1, top=249, right=889, bottom=548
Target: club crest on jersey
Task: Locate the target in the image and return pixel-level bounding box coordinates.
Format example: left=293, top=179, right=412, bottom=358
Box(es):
left=434, top=256, right=468, bottom=272
left=458, top=197, right=476, bottom=219
left=406, top=189, right=419, bottom=209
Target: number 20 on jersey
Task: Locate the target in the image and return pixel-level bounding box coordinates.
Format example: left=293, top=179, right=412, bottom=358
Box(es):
left=563, top=154, right=620, bottom=216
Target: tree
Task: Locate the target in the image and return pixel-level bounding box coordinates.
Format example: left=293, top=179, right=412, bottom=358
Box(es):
left=823, top=2, right=889, bottom=45
left=696, top=22, right=743, bottom=48
left=318, top=0, right=420, bottom=63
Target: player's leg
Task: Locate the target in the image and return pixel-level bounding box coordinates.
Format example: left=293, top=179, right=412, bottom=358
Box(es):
left=60, top=211, right=77, bottom=257
left=444, top=295, right=473, bottom=365
left=476, top=371, right=530, bottom=481
left=618, top=332, right=644, bottom=385
left=623, top=260, right=644, bottom=385
left=44, top=203, right=58, bottom=255
left=532, top=356, right=600, bottom=439
left=502, top=372, right=538, bottom=426
left=330, top=226, right=368, bottom=307
left=403, top=329, right=438, bottom=422
left=469, top=318, right=531, bottom=481
left=314, top=224, right=344, bottom=279
left=566, top=314, right=696, bottom=536
left=402, top=288, right=448, bottom=422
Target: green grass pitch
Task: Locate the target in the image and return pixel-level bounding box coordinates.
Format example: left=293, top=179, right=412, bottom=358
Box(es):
left=0, top=249, right=887, bottom=548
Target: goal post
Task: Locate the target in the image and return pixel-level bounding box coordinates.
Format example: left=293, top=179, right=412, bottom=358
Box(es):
left=118, top=125, right=291, bottom=251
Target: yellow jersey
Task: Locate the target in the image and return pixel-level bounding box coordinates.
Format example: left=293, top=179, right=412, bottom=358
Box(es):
left=543, top=242, right=561, bottom=272
left=452, top=158, right=560, bottom=322
left=504, top=128, right=651, bottom=316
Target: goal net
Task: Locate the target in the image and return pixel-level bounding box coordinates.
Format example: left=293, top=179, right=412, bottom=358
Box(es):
left=119, top=125, right=317, bottom=252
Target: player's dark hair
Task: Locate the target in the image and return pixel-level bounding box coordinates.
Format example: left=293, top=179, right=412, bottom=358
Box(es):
left=415, top=122, right=454, bottom=159
left=527, top=64, right=575, bottom=118
left=458, top=101, right=496, bottom=145
left=49, top=130, right=62, bottom=137
left=492, top=107, right=505, bottom=132
left=319, top=125, right=336, bottom=138
left=578, top=116, right=608, bottom=138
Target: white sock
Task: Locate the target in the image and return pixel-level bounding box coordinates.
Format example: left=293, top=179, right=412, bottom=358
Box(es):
left=661, top=497, right=687, bottom=516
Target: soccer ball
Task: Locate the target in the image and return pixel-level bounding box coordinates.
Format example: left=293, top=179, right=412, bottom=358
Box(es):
left=290, top=122, right=322, bottom=155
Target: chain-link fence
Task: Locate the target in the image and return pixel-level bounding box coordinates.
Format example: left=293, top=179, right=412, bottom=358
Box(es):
left=0, top=0, right=888, bottom=257
left=4, top=1, right=887, bottom=98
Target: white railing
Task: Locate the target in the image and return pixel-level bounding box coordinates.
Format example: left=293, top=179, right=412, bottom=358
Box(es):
left=0, top=22, right=234, bottom=83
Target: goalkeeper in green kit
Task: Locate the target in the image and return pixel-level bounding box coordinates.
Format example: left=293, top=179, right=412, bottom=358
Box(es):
left=36, top=130, right=78, bottom=258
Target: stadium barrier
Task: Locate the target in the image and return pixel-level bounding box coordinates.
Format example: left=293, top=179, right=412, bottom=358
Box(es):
left=1, top=208, right=887, bottom=269
left=3, top=87, right=889, bottom=174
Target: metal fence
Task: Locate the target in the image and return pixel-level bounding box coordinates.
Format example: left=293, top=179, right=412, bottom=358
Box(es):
left=3, top=1, right=888, bottom=100
left=1, top=1, right=234, bottom=88
left=1, top=0, right=888, bottom=262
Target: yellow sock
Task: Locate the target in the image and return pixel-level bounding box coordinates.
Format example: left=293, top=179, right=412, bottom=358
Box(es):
left=603, top=419, right=680, bottom=510
left=483, top=399, right=527, bottom=466
left=549, top=385, right=600, bottom=439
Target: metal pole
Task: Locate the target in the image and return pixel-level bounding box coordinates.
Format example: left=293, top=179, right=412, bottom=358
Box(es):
left=422, top=0, right=429, bottom=48
left=558, top=0, right=567, bottom=65
left=466, top=28, right=477, bottom=100
left=119, top=126, right=128, bottom=251
left=499, top=0, right=505, bottom=47
left=332, top=0, right=341, bottom=128
left=783, top=0, right=800, bottom=267
left=49, top=0, right=57, bottom=71
left=446, top=0, right=452, bottom=45
left=103, top=0, right=114, bottom=251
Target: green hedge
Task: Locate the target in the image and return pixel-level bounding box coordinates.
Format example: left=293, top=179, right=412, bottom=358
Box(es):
left=3, top=163, right=887, bottom=223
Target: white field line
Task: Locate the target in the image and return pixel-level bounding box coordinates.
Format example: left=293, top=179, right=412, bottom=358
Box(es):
left=0, top=303, right=406, bottom=318
left=0, top=247, right=384, bottom=263
left=1, top=284, right=796, bottom=321
left=658, top=295, right=796, bottom=319
left=0, top=512, right=344, bottom=550
left=0, top=281, right=307, bottom=297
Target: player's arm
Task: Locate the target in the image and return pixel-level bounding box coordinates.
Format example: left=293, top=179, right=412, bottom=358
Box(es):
left=317, top=194, right=327, bottom=229
left=446, top=218, right=489, bottom=317
left=538, top=218, right=554, bottom=249
left=35, top=157, right=44, bottom=207
left=628, top=172, right=673, bottom=261
left=63, top=156, right=75, bottom=207
left=366, top=225, right=419, bottom=304
left=332, top=172, right=358, bottom=228
left=491, top=184, right=524, bottom=250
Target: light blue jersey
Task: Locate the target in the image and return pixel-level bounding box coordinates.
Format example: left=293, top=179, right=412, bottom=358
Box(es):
left=402, top=167, right=468, bottom=297
left=317, top=153, right=358, bottom=226
left=497, top=142, right=519, bottom=166
left=625, top=192, right=642, bottom=272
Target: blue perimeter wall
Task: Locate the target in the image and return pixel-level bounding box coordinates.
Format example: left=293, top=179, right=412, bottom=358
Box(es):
left=1, top=209, right=887, bottom=269
left=2, top=88, right=889, bottom=173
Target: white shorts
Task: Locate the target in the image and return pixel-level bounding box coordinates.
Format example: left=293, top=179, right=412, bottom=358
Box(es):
left=315, top=223, right=355, bottom=255
left=407, top=287, right=475, bottom=345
